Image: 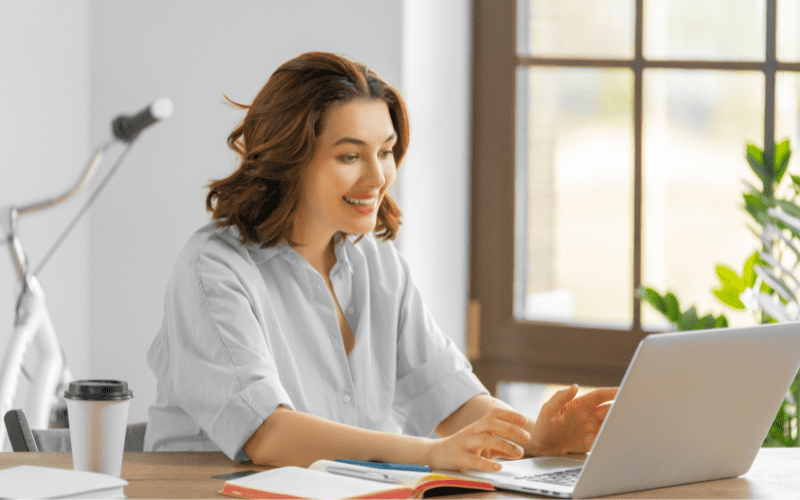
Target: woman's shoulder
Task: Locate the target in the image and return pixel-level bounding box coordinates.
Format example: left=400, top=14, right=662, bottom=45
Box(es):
left=170, top=221, right=262, bottom=281
left=178, top=221, right=247, bottom=260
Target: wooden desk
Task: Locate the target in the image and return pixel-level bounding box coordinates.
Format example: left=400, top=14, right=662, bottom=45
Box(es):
left=1, top=448, right=799, bottom=498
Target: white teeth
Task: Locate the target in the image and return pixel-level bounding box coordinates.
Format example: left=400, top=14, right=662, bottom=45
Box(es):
left=344, top=196, right=374, bottom=206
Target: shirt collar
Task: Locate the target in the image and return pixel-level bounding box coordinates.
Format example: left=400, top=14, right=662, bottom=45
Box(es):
left=333, top=232, right=354, bottom=275
left=247, top=231, right=354, bottom=276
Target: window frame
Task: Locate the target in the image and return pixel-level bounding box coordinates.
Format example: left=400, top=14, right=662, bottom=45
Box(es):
left=470, top=0, right=798, bottom=395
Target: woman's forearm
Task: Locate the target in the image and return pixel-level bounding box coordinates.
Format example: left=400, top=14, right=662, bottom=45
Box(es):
left=243, top=405, right=433, bottom=468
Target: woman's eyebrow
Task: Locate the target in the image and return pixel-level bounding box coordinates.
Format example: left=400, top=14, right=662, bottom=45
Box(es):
left=332, top=133, right=397, bottom=147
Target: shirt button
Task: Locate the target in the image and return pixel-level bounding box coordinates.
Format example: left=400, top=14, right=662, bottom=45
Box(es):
left=347, top=306, right=355, bottom=314
left=318, top=284, right=323, bottom=292
left=342, top=394, right=351, bottom=404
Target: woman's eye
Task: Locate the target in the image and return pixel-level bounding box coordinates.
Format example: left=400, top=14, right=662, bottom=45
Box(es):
left=340, top=154, right=358, bottom=163
left=380, top=150, right=394, bottom=160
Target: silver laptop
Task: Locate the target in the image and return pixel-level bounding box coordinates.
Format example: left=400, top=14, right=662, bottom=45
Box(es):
left=463, top=322, right=800, bottom=498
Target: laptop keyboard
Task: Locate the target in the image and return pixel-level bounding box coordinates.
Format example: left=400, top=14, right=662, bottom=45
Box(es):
left=516, top=468, right=582, bottom=487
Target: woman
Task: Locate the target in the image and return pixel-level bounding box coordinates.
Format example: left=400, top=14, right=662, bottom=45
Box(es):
left=143, top=51, right=617, bottom=472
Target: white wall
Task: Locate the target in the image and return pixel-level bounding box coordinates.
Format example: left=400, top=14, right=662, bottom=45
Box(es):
left=399, top=0, right=473, bottom=354
left=1, top=0, right=472, bottom=439
left=0, top=0, right=92, bottom=451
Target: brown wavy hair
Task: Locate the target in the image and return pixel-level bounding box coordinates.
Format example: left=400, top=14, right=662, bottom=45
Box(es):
left=206, top=52, right=408, bottom=247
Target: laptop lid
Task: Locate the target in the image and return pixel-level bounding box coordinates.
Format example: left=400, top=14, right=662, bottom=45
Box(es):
left=464, top=322, right=800, bottom=498
left=572, top=321, right=800, bottom=498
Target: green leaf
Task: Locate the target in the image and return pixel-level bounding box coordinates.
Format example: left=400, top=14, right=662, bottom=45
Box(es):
left=767, top=401, right=794, bottom=446
left=678, top=307, right=698, bottom=331
left=744, top=201, right=769, bottom=227
left=713, top=288, right=746, bottom=310
left=713, top=315, right=729, bottom=328
left=768, top=424, right=792, bottom=446
left=743, top=193, right=765, bottom=210
left=747, top=188, right=774, bottom=206
left=791, top=174, right=800, bottom=190
left=774, top=139, right=792, bottom=184
left=743, top=252, right=758, bottom=288
left=665, top=292, right=680, bottom=324
left=775, top=199, right=800, bottom=219
left=747, top=143, right=767, bottom=185
left=694, top=314, right=715, bottom=330
left=716, top=265, right=746, bottom=292
left=638, top=287, right=667, bottom=316
left=747, top=143, right=764, bottom=166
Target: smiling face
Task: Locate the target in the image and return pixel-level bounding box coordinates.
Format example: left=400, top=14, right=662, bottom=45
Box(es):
left=293, top=98, right=398, bottom=246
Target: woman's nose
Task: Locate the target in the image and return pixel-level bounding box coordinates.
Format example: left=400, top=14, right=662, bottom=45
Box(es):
left=364, top=156, right=386, bottom=186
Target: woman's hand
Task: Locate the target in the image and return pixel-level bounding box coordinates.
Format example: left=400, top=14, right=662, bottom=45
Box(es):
left=530, top=385, right=618, bottom=456
left=425, top=407, right=532, bottom=472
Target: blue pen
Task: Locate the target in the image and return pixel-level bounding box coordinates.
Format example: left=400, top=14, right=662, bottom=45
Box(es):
left=335, top=459, right=430, bottom=472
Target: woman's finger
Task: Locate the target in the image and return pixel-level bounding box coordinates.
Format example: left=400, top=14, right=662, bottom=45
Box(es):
left=474, top=432, right=525, bottom=460
left=580, top=387, right=618, bottom=408
left=540, top=384, right=579, bottom=416
left=479, top=417, right=531, bottom=444
left=485, top=406, right=528, bottom=427
left=593, top=402, right=613, bottom=421
left=471, top=455, right=503, bottom=472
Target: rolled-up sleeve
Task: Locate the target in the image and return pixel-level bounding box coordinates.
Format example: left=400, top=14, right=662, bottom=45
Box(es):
left=391, top=255, right=489, bottom=438
left=147, top=238, right=294, bottom=460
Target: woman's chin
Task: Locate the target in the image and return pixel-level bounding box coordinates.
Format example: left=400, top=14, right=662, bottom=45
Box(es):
left=342, top=221, right=377, bottom=236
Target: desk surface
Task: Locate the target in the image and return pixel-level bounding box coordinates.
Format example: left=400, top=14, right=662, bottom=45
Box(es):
left=1, top=448, right=799, bottom=499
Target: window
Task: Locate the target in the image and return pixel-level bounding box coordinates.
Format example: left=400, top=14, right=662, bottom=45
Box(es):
left=470, top=0, right=800, bottom=394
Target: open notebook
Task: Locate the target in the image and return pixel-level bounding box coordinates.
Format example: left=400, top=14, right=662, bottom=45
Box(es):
left=218, top=459, right=494, bottom=499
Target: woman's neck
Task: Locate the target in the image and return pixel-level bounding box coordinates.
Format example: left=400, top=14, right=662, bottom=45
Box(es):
left=292, top=235, right=337, bottom=279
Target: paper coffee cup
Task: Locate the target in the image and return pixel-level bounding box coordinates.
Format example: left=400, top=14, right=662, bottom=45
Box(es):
left=64, top=380, right=133, bottom=477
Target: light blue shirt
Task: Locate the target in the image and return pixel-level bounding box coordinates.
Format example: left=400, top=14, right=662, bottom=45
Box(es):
left=143, top=222, right=488, bottom=461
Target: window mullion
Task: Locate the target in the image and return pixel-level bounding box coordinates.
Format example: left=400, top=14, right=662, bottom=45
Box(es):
left=764, top=0, right=777, bottom=163
left=633, top=0, right=644, bottom=331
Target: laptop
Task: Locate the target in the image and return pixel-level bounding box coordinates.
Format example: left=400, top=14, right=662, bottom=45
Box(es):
left=462, top=322, right=800, bottom=498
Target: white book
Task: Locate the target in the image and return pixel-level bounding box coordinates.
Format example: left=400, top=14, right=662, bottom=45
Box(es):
left=0, top=465, right=127, bottom=499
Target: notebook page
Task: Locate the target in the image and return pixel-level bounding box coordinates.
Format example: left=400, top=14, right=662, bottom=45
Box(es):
left=224, top=466, right=406, bottom=498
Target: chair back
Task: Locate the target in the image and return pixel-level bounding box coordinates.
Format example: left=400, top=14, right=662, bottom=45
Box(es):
left=4, top=408, right=146, bottom=452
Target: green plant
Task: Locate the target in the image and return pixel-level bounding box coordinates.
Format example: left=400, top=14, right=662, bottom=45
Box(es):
left=638, top=140, right=800, bottom=447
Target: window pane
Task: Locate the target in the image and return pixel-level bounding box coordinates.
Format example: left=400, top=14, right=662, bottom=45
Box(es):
left=778, top=0, right=800, bottom=61
left=518, top=67, right=633, bottom=326
left=642, top=70, right=764, bottom=329
left=519, top=0, right=634, bottom=58
left=644, top=0, right=765, bottom=61
left=776, top=72, right=800, bottom=184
